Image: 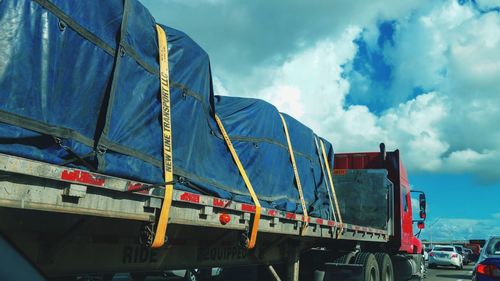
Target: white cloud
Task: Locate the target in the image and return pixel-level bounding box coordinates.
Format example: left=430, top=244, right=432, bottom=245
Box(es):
left=379, top=1, right=500, bottom=180
left=213, top=0, right=500, bottom=181
left=253, top=26, right=362, bottom=134
left=213, top=75, right=229, bottom=96
left=420, top=218, right=500, bottom=241
left=145, top=0, right=500, bottom=182
left=380, top=93, right=450, bottom=170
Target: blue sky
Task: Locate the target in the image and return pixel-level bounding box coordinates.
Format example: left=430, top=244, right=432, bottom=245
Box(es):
left=143, top=0, right=500, bottom=240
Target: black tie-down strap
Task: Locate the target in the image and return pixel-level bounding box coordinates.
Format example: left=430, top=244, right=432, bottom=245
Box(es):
left=54, top=137, right=97, bottom=172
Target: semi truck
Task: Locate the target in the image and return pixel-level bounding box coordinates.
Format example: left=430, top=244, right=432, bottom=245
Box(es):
left=0, top=144, right=426, bottom=281
left=0, top=1, right=426, bottom=280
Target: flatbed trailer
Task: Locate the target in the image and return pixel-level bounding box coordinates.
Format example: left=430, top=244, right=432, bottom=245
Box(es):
left=0, top=152, right=392, bottom=280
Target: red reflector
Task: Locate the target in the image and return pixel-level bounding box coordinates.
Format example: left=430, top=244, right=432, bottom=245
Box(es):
left=219, top=213, right=231, bottom=225
left=429, top=252, right=434, bottom=256
left=451, top=253, right=458, bottom=258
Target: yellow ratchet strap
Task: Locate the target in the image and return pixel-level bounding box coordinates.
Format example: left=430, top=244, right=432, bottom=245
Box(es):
left=151, top=24, right=174, bottom=249
left=320, top=139, right=344, bottom=238
left=214, top=114, right=261, bottom=249
left=279, top=114, right=308, bottom=235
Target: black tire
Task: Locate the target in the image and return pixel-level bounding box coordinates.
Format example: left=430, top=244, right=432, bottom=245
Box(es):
left=332, top=252, right=356, bottom=264
left=374, top=253, right=394, bottom=281
left=101, top=274, right=114, bottom=281
left=49, top=276, right=77, bottom=281
left=353, top=252, right=380, bottom=281
left=185, top=269, right=199, bottom=281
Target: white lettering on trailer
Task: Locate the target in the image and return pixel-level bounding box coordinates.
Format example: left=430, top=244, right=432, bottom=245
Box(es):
left=122, top=245, right=158, bottom=264
left=198, top=246, right=248, bottom=261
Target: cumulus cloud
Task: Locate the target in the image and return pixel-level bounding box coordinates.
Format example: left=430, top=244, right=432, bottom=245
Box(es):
left=377, top=1, right=500, bottom=181
left=143, top=0, right=500, bottom=183
left=145, top=0, right=431, bottom=80
left=236, top=0, right=500, bottom=181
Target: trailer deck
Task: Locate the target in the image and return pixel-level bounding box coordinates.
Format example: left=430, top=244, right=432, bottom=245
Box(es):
left=0, top=153, right=390, bottom=276
left=0, top=153, right=389, bottom=242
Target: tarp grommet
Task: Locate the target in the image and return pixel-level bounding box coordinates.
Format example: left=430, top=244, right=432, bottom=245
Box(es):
left=58, top=19, right=66, bottom=31
left=119, top=46, right=126, bottom=57
left=96, top=145, right=107, bottom=155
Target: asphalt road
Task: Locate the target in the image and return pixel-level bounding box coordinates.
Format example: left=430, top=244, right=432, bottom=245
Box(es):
left=106, top=263, right=478, bottom=281
left=425, top=263, right=475, bottom=281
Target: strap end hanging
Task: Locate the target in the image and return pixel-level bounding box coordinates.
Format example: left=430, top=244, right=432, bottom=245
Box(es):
left=151, top=24, right=174, bottom=249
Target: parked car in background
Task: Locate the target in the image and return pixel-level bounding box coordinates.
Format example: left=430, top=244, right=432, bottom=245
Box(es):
left=472, top=236, right=500, bottom=281
left=467, top=243, right=482, bottom=262
left=454, top=245, right=470, bottom=265
left=428, top=245, right=463, bottom=270
left=465, top=248, right=474, bottom=263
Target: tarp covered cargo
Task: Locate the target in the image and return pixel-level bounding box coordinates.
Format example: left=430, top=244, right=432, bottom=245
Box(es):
left=0, top=0, right=335, bottom=218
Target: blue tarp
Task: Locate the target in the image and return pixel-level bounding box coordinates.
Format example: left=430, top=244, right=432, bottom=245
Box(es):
left=0, top=0, right=335, bottom=219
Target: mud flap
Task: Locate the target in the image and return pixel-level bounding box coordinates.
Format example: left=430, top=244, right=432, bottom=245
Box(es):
left=317, top=263, right=364, bottom=281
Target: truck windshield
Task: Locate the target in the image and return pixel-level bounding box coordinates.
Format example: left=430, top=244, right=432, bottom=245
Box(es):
left=486, top=238, right=500, bottom=256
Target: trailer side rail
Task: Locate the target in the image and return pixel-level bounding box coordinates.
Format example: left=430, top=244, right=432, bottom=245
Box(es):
left=0, top=153, right=388, bottom=242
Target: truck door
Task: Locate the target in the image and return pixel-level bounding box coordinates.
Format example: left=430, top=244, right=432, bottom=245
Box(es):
left=400, top=186, right=414, bottom=252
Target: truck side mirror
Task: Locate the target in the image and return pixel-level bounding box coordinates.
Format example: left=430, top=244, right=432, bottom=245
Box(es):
left=419, top=193, right=426, bottom=211
left=420, top=211, right=426, bottom=219
left=417, top=221, right=425, bottom=229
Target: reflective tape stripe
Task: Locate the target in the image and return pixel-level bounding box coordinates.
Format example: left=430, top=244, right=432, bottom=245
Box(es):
left=279, top=113, right=308, bottom=235
left=214, top=114, right=261, bottom=249
left=151, top=24, right=174, bottom=249
left=320, top=139, right=344, bottom=237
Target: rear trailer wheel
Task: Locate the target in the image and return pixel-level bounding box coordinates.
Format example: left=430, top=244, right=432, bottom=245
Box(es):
left=101, top=274, right=114, bottom=281
left=129, top=273, right=146, bottom=281
left=185, top=269, right=199, bottom=281
left=333, top=252, right=356, bottom=264
left=374, top=253, right=394, bottom=281
left=354, top=252, right=380, bottom=281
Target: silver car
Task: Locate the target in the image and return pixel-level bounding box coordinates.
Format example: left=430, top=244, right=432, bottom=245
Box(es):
left=428, top=245, right=463, bottom=269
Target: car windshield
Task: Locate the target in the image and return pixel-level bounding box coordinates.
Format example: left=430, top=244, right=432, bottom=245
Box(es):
left=485, top=238, right=500, bottom=256
left=434, top=247, right=454, bottom=252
